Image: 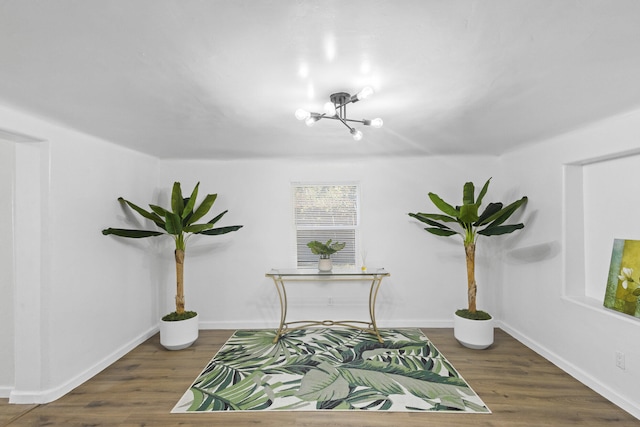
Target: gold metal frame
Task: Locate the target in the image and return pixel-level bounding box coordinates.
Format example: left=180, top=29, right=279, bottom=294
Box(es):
left=265, top=269, right=390, bottom=343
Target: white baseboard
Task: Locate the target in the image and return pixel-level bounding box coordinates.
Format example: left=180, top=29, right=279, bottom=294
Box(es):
left=9, top=326, right=159, bottom=404
left=499, top=322, right=640, bottom=420
left=0, top=386, right=12, bottom=399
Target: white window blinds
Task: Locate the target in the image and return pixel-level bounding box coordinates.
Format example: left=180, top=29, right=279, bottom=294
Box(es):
left=293, top=184, right=359, bottom=267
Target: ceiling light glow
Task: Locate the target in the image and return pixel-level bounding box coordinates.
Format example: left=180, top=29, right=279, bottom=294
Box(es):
left=298, top=63, right=309, bottom=78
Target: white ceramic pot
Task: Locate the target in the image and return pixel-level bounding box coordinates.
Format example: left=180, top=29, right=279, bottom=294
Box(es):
left=160, top=313, right=199, bottom=350
left=453, top=312, right=494, bottom=350
left=318, top=257, right=333, bottom=272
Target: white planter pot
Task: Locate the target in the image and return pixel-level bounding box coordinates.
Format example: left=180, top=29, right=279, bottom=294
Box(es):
left=160, top=313, right=199, bottom=350
left=453, top=312, right=494, bottom=350
left=318, top=258, right=333, bottom=272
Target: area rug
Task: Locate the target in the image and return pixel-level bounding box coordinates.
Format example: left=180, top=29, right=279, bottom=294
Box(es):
left=172, top=328, right=490, bottom=413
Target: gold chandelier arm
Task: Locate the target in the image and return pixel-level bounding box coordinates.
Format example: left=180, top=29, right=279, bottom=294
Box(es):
left=321, top=115, right=368, bottom=125
left=335, top=115, right=355, bottom=131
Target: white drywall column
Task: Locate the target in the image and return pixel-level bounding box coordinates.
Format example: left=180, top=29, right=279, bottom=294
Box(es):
left=0, top=139, right=15, bottom=396
left=11, top=141, right=50, bottom=402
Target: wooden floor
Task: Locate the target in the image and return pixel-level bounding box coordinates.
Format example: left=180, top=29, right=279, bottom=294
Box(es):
left=1, top=328, right=638, bottom=426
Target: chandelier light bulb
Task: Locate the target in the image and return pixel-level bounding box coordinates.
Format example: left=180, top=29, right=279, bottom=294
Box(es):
left=351, top=128, right=363, bottom=141
left=356, top=86, right=374, bottom=101
left=305, top=116, right=317, bottom=127
left=323, top=102, right=337, bottom=117
left=370, top=118, right=383, bottom=128
left=295, top=109, right=311, bottom=121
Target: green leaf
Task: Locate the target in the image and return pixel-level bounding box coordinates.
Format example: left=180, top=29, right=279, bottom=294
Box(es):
left=101, top=228, right=164, bottom=238
left=149, top=204, right=169, bottom=218
left=337, top=359, right=471, bottom=410
left=164, top=212, right=183, bottom=235
left=408, top=212, right=458, bottom=223
left=458, top=203, right=478, bottom=224
left=307, top=239, right=345, bottom=255
left=428, top=193, right=459, bottom=217
left=182, top=182, right=200, bottom=219
left=478, top=223, right=524, bottom=236
left=476, top=178, right=491, bottom=207
left=209, top=371, right=273, bottom=411
left=475, top=202, right=503, bottom=226
left=184, top=223, right=214, bottom=233
left=118, top=197, right=165, bottom=227
left=484, top=196, right=528, bottom=228
left=171, top=182, right=185, bottom=216
left=296, top=362, right=350, bottom=402
left=198, top=225, right=243, bottom=235
left=188, top=193, right=218, bottom=225
left=329, top=241, right=346, bottom=252
left=414, top=217, right=452, bottom=230
left=425, top=227, right=458, bottom=237
left=207, top=209, right=228, bottom=226
left=462, top=182, right=475, bottom=205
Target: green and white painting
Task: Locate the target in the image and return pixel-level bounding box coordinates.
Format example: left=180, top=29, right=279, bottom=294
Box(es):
left=604, top=239, right=640, bottom=318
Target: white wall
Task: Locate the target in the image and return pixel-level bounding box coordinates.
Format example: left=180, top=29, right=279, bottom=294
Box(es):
left=0, top=104, right=507, bottom=403
left=158, top=156, right=503, bottom=329
left=5, top=94, right=640, bottom=419
left=500, top=109, right=640, bottom=418
left=583, top=153, right=640, bottom=299
left=2, top=102, right=506, bottom=403
left=1, top=104, right=160, bottom=403
left=0, top=139, right=15, bottom=394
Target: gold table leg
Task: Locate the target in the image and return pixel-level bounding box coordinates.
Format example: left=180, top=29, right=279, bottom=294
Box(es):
left=369, top=275, right=384, bottom=343
left=270, top=275, right=288, bottom=343
left=268, top=272, right=388, bottom=344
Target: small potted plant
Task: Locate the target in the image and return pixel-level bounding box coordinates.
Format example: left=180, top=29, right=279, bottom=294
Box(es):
left=307, top=239, right=346, bottom=271
left=408, top=178, right=527, bottom=349
left=102, top=182, right=242, bottom=350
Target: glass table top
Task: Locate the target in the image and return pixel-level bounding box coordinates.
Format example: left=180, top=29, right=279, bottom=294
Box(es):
left=266, top=267, right=388, bottom=277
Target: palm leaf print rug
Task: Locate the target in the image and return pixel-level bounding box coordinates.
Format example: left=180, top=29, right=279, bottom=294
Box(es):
left=172, top=328, right=490, bottom=413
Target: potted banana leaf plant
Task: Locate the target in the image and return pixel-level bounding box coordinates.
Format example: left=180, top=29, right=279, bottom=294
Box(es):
left=102, top=182, right=242, bottom=350
left=408, top=178, right=527, bottom=349
left=307, top=239, right=346, bottom=271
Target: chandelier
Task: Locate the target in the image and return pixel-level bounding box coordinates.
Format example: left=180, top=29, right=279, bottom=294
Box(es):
left=295, top=87, right=383, bottom=141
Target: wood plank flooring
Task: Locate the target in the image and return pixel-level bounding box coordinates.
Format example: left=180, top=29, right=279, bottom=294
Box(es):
left=1, top=328, right=638, bottom=426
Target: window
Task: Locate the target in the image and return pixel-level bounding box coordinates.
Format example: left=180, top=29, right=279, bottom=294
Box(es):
left=293, top=183, right=359, bottom=268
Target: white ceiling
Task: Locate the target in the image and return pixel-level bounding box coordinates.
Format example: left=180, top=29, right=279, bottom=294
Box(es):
left=1, top=0, right=640, bottom=160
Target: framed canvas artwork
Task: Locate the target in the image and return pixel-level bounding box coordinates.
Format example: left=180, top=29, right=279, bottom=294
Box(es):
left=604, top=239, right=640, bottom=318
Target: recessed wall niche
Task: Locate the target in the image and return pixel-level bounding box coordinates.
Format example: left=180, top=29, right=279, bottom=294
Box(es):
left=564, top=151, right=640, bottom=302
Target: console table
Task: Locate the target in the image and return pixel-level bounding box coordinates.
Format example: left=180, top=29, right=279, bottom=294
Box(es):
left=265, top=268, right=390, bottom=343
